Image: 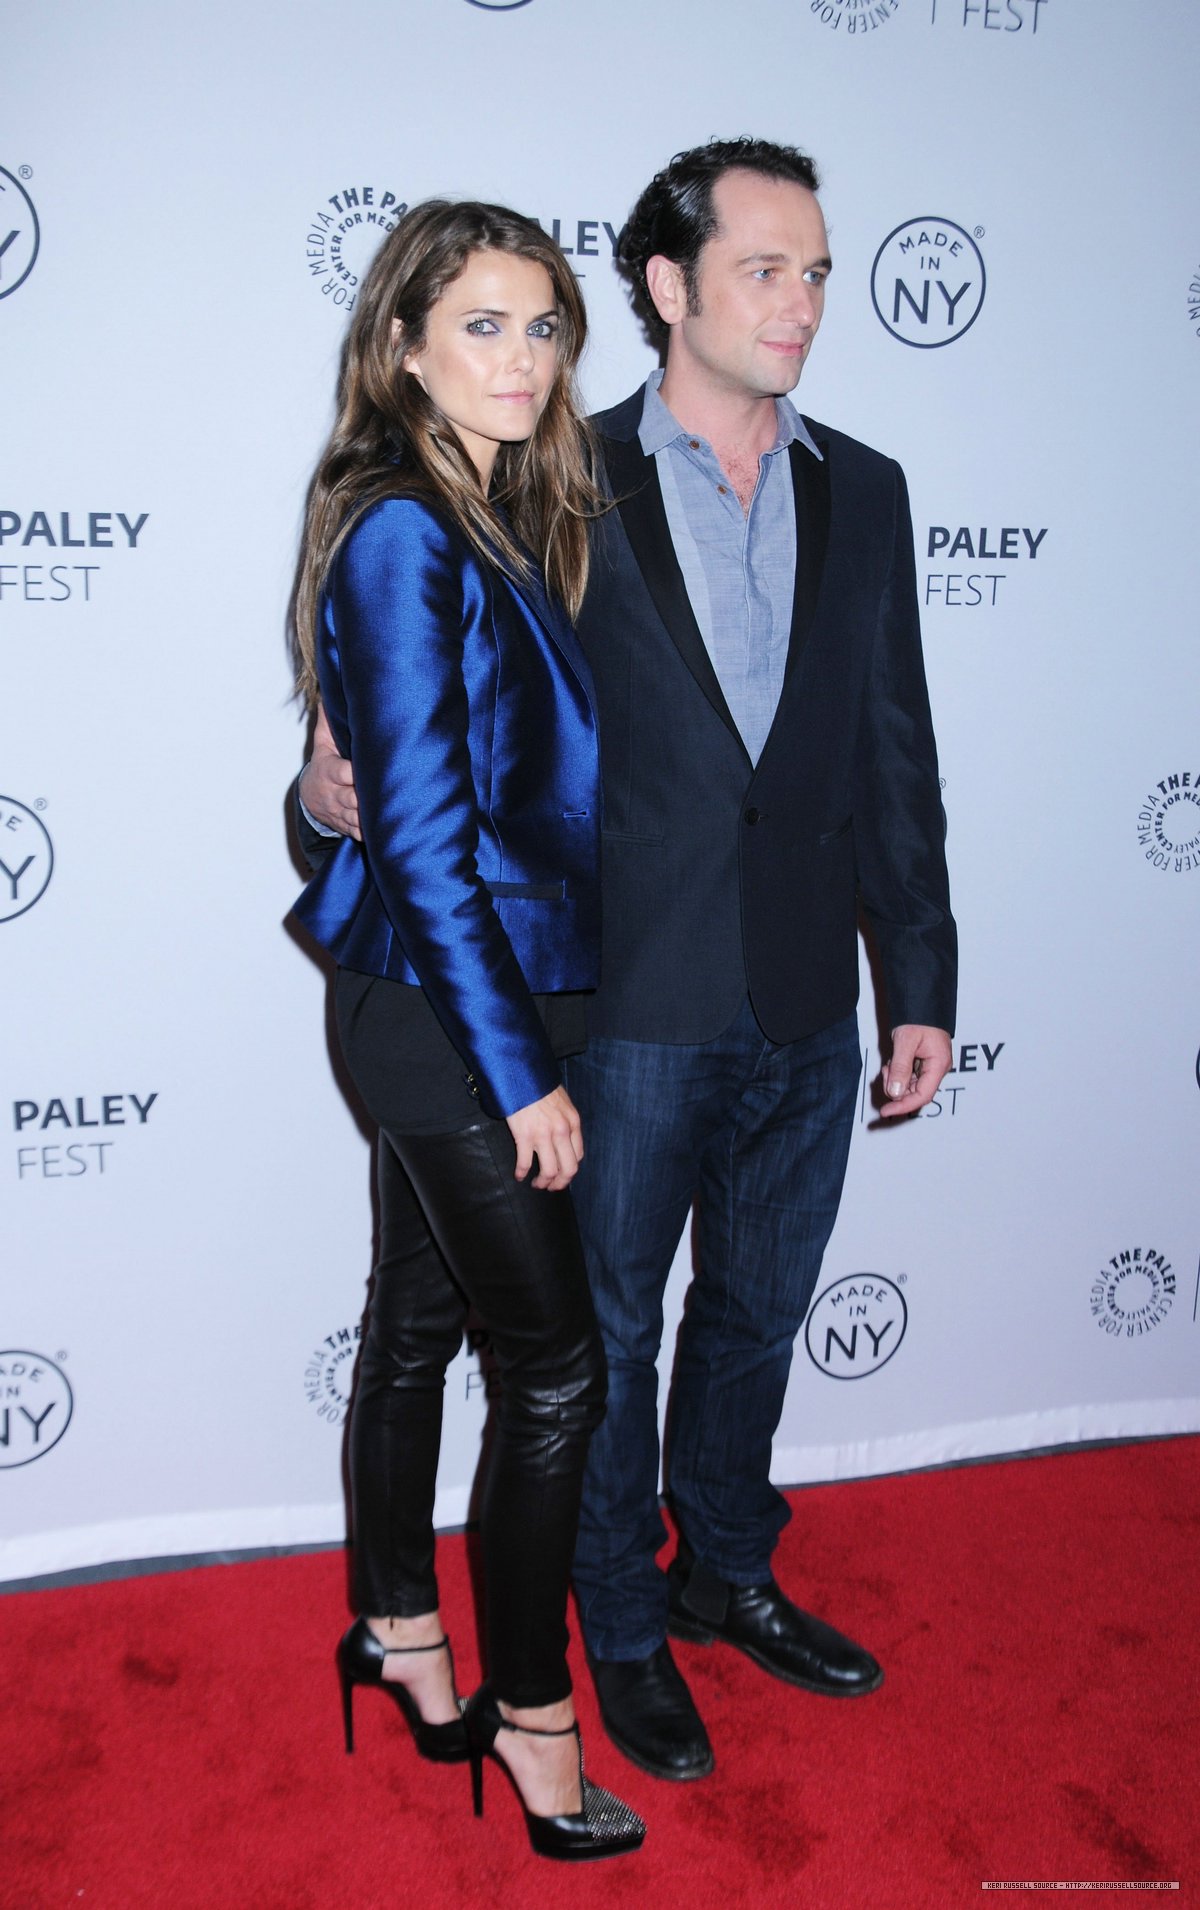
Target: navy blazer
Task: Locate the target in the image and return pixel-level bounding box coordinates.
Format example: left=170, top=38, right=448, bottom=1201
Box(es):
left=577, top=389, right=956, bottom=1044
left=292, top=496, right=601, bottom=1119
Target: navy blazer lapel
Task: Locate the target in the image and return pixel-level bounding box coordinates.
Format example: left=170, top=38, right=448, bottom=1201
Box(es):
left=602, top=428, right=744, bottom=751
left=782, top=429, right=831, bottom=687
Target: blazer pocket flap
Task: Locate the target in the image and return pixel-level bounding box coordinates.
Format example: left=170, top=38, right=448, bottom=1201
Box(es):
left=818, top=815, right=853, bottom=846
left=486, top=879, right=566, bottom=901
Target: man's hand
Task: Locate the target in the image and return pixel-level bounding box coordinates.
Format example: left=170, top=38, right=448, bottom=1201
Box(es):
left=300, top=701, right=361, bottom=840
left=507, top=1086, right=585, bottom=1191
left=880, top=1024, right=953, bottom=1119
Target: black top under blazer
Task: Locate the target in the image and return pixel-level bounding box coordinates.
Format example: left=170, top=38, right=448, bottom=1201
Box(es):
left=578, top=388, right=957, bottom=1046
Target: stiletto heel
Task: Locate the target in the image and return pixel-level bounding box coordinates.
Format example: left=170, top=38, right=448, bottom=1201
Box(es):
left=340, top=1656, right=356, bottom=1754
left=463, top=1684, right=645, bottom=1862
left=336, top=1616, right=470, bottom=1762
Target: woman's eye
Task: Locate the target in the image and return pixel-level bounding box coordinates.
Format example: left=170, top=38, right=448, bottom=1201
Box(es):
left=528, top=320, right=557, bottom=339
left=465, top=317, right=498, bottom=335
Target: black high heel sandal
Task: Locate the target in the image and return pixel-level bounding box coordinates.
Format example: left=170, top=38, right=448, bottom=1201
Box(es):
left=464, top=1684, right=645, bottom=1862
left=337, top=1616, right=469, bottom=1762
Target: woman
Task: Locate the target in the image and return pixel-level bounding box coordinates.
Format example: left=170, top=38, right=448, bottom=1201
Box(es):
left=291, top=200, right=644, bottom=1863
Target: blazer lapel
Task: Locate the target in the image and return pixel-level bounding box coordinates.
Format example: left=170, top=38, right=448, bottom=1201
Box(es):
left=509, top=561, right=592, bottom=685
left=602, top=430, right=744, bottom=751
left=782, top=430, right=831, bottom=687
left=494, top=547, right=596, bottom=722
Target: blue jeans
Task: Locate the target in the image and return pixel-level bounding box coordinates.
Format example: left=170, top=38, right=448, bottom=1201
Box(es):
left=565, top=999, right=861, bottom=1661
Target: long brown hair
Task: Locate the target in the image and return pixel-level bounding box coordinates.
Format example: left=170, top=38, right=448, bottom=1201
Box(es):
left=294, top=199, right=601, bottom=707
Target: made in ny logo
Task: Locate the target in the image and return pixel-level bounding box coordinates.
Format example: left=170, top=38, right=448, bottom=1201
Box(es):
left=0, top=166, right=39, bottom=301
left=0, top=796, right=53, bottom=923
left=805, top=1274, right=908, bottom=1379
left=1136, top=772, right=1200, bottom=876
left=871, top=218, right=986, bottom=348
left=0, top=1351, right=73, bottom=1468
left=809, top=0, right=900, bottom=34
left=305, top=186, right=407, bottom=313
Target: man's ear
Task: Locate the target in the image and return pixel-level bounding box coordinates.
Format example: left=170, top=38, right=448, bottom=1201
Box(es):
left=645, top=253, right=688, bottom=328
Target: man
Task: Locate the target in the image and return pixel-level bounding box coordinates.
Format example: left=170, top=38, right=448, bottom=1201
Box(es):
left=299, top=137, right=956, bottom=1783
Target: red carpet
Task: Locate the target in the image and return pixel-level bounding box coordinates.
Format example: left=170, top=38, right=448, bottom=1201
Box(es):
left=3, top=1439, right=1198, bottom=1909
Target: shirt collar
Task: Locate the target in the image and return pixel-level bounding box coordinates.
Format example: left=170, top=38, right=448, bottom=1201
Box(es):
left=637, top=365, right=823, bottom=462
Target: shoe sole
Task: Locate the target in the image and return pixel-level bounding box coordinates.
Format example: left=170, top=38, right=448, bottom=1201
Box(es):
left=596, top=1709, right=715, bottom=1783
left=667, top=1614, right=885, bottom=1697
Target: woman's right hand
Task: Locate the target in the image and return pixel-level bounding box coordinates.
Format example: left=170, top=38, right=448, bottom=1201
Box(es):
left=506, top=1087, right=584, bottom=1191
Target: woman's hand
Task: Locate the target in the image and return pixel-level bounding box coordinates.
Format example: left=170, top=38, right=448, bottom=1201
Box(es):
left=506, top=1087, right=584, bottom=1191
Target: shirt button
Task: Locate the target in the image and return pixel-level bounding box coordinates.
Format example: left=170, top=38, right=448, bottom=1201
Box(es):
left=745, top=807, right=761, bottom=825
left=717, top=484, right=728, bottom=495
left=689, top=439, right=700, bottom=450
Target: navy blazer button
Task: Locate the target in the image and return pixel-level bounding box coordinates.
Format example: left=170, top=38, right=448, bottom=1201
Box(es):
left=745, top=807, right=761, bottom=825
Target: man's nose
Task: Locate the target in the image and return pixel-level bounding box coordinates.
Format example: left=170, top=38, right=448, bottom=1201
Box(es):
left=782, top=282, right=818, bottom=329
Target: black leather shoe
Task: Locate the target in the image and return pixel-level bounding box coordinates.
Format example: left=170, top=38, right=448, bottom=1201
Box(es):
left=587, top=1642, right=714, bottom=1781
left=667, top=1557, right=883, bottom=1697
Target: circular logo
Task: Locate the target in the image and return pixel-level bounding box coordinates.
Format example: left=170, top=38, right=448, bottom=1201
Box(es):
left=809, top=0, right=900, bottom=33
left=871, top=218, right=986, bottom=348
left=0, top=167, right=40, bottom=300
left=805, top=1274, right=908, bottom=1379
left=1089, top=1249, right=1175, bottom=1339
left=0, top=1352, right=73, bottom=1468
left=303, top=1325, right=362, bottom=1424
left=0, top=796, right=54, bottom=923
left=1136, top=774, right=1200, bottom=875
left=304, top=186, right=407, bottom=312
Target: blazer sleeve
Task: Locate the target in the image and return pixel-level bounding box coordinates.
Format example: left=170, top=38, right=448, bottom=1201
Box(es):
left=322, top=499, right=560, bottom=1119
left=852, top=463, right=958, bottom=1036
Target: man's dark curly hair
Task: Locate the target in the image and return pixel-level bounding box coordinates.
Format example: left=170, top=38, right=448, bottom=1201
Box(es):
left=618, top=137, right=821, bottom=338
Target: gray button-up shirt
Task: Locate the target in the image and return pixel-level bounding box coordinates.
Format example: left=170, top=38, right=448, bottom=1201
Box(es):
left=638, top=367, right=823, bottom=766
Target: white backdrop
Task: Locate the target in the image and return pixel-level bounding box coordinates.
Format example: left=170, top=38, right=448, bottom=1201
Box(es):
left=3, top=0, right=1198, bottom=1580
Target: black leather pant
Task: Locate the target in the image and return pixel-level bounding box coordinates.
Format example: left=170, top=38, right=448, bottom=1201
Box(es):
left=348, top=1120, right=606, bottom=1708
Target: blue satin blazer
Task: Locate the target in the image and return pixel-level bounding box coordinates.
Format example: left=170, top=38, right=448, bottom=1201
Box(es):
left=292, top=496, right=601, bottom=1119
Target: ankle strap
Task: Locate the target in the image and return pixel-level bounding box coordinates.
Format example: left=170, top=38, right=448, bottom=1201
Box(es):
left=380, top=1635, right=450, bottom=1657
left=496, top=1715, right=579, bottom=1739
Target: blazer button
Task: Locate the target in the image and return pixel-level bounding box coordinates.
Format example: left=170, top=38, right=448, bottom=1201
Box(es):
left=745, top=807, right=761, bottom=825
